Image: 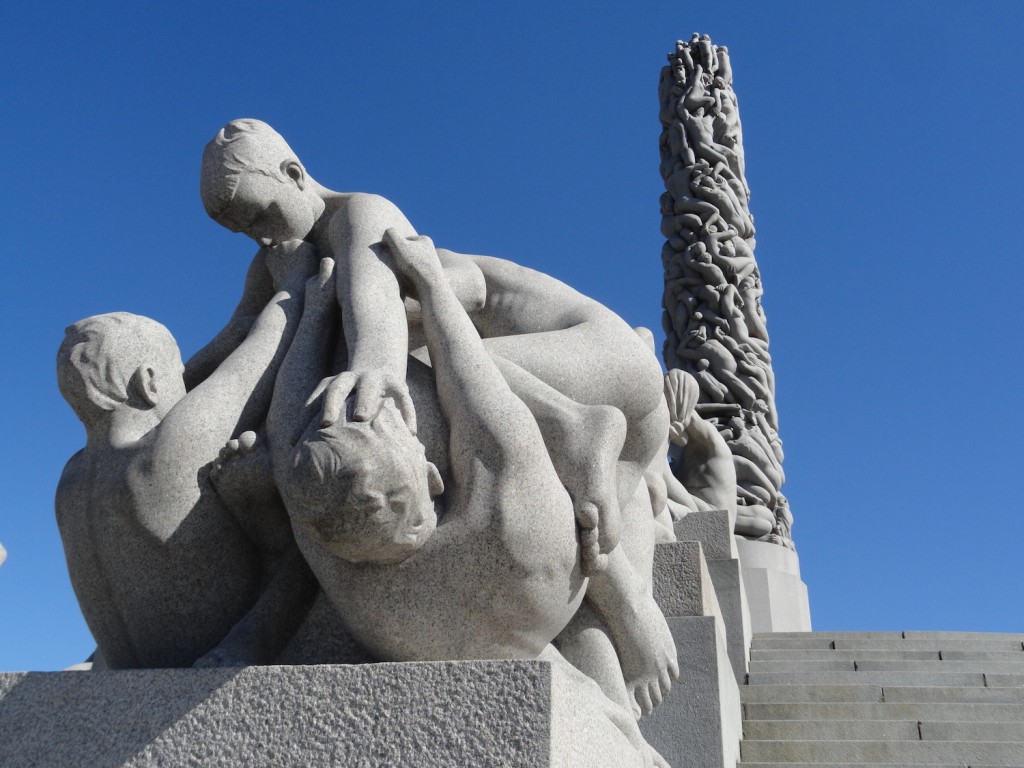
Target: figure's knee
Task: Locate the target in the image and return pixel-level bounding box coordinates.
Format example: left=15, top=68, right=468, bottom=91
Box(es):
left=608, top=324, right=666, bottom=420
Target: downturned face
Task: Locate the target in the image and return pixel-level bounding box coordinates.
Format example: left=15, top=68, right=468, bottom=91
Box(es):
left=214, top=171, right=319, bottom=247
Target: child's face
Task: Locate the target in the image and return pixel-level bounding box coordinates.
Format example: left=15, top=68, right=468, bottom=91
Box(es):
left=290, top=402, right=440, bottom=565
left=303, top=457, right=437, bottom=566
left=214, top=171, right=319, bottom=248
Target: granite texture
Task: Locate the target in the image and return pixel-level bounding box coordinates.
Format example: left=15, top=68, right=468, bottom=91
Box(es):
left=639, top=616, right=742, bottom=768
left=658, top=35, right=793, bottom=547
left=0, top=660, right=657, bottom=767
left=52, top=117, right=684, bottom=762
left=735, top=536, right=811, bottom=632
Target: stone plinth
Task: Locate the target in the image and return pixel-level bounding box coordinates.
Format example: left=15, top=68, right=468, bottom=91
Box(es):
left=735, top=536, right=811, bottom=632
left=0, top=660, right=647, bottom=768
left=674, top=511, right=751, bottom=681
left=648, top=539, right=743, bottom=767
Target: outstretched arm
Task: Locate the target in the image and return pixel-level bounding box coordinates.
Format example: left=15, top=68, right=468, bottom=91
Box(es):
left=154, top=242, right=316, bottom=471
left=326, top=194, right=417, bottom=427
left=267, top=258, right=337, bottom=468
left=384, top=230, right=538, bottom=466
left=184, top=249, right=275, bottom=390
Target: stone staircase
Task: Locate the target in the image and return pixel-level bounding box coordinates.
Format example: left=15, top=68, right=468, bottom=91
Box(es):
left=739, top=632, right=1024, bottom=767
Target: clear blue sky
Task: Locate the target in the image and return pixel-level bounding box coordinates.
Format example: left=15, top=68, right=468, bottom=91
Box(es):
left=2, top=1, right=1021, bottom=671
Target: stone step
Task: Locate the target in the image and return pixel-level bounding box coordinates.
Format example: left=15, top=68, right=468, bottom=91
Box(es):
left=883, top=686, right=1024, bottom=705
left=740, top=738, right=1024, bottom=765
left=748, top=659, right=1024, bottom=675
left=752, top=632, right=1024, bottom=652
left=859, top=660, right=1024, bottom=674
left=743, top=700, right=1024, bottom=722
left=743, top=719, right=919, bottom=741
left=738, top=764, right=994, bottom=768
left=919, top=721, right=1024, bottom=742
left=742, top=684, right=1024, bottom=704
left=744, top=719, right=1024, bottom=743
left=757, top=631, right=1024, bottom=643
left=987, top=674, right=1024, bottom=688
left=750, top=649, right=943, bottom=662
left=750, top=648, right=1024, bottom=662
left=742, top=684, right=885, bottom=703
left=747, top=671, right=987, bottom=686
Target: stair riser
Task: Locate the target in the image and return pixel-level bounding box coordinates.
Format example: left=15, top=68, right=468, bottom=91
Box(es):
left=748, top=671, right=988, bottom=686
left=744, top=719, right=919, bottom=740
left=750, top=648, right=1024, bottom=662
left=742, top=684, right=1024, bottom=704
left=749, top=660, right=1024, bottom=674
left=741, top=739, right=1024, bottom=764
left=744, top=701, right=1024, bottom=721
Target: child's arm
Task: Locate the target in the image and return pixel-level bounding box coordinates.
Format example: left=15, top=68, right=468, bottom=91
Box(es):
left=326, top=194, right=417, bottom=427
left=266, top=258, right=337, bottom=468
left=184, top=249, right=275, bottom=389
left=153, top=243, right=314, bottom=472
left=384, top=230, right=539, bottom=468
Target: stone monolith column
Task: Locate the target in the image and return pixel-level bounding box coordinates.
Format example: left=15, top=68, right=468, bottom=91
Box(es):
left=659, top=36, right=810, bottom=630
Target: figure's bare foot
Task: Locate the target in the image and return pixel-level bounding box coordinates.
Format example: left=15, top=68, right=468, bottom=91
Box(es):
left=555, top=404, right=627, bottom=574
left=210, top=431, right=265, bottom=511
left=598, top=580, right=679, bottom=718
left=210, top=431, right=291, bottom=554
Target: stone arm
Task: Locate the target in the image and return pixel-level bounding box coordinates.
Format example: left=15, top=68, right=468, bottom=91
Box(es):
left=387, top=231, right=540, bottom=489
left=266, top=261, right=338, bottom=468
left=184, top=249, right=274, bottom=390
left=327, top=193, right=417, bottom=426
left=152, top=259, right=308, bottom=478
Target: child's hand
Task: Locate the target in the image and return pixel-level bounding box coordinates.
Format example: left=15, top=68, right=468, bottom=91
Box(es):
left=319, top=368, right=417, bottom=436
left=266, top=239, right=319, bottom=292
left=305, top=257, right=336, bottom=309
left=383, top=228, right=443, bottom=289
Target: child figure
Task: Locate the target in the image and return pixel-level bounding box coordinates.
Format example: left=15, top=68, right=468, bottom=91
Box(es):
left=197, top=119, right=667, bottom=561
left=243, top=230, right=677, bottom=719
left=54, top=244, right=331, bottom=668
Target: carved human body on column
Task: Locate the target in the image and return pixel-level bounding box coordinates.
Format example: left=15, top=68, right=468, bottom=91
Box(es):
left=659, top=35, right=793, bottom=546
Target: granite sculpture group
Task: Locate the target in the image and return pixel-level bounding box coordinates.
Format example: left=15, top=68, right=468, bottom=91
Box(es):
left=53, top=36, right=788, bottom=766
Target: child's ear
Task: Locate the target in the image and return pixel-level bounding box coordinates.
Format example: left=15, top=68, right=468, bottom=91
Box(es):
left=426, top=462, right=444, bottom=497
left=132, top=364, right=160, bottom=408
left=281, top=159, right=306, bottom=190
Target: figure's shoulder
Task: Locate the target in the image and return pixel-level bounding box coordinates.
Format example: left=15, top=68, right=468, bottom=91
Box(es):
left=55, top=448, right=97, bottom=527
left=56, top=449, right=86, bottom=496
left=332, top=192, right=399, bottom=219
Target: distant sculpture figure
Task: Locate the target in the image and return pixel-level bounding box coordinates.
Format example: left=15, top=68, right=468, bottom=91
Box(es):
left=54, top=243, right=323, bottom=668
left=664, top=369, right=737, bottom=524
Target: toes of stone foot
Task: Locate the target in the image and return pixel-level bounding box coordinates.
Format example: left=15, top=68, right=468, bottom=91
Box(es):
left=649, top=679, right=663, bottom=708
left=659, top=666, right=674, bottom=697
left=575, top=501, right=599, bottom=530
left=227, top=438, right=240, bottom=453
left=635, top=684, right=654, bottom=717
left=579, top=526, right=599, bottom=548
left=597, top=521, right=621, bottom=555
left=238, top=431, right=257, bottom=451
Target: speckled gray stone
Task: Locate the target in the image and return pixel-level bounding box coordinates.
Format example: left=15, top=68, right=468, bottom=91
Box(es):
left=0, top=660, right=652, bottom=768
left=639, top=616, right=742, bottom=768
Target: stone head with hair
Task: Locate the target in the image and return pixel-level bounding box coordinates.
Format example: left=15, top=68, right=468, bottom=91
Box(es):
left=283, top=400, right=443, bottom=566
left=57, top=312, right=186, bottom=431
left=200, top=119, right=326, bottom=248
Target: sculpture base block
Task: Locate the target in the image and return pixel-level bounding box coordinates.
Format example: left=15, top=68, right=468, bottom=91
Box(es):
left=639, top=616, right=742, bottom=768
left=0, top=660, right=648, bottom=767
left=735, top=537, right=812, bottom=632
